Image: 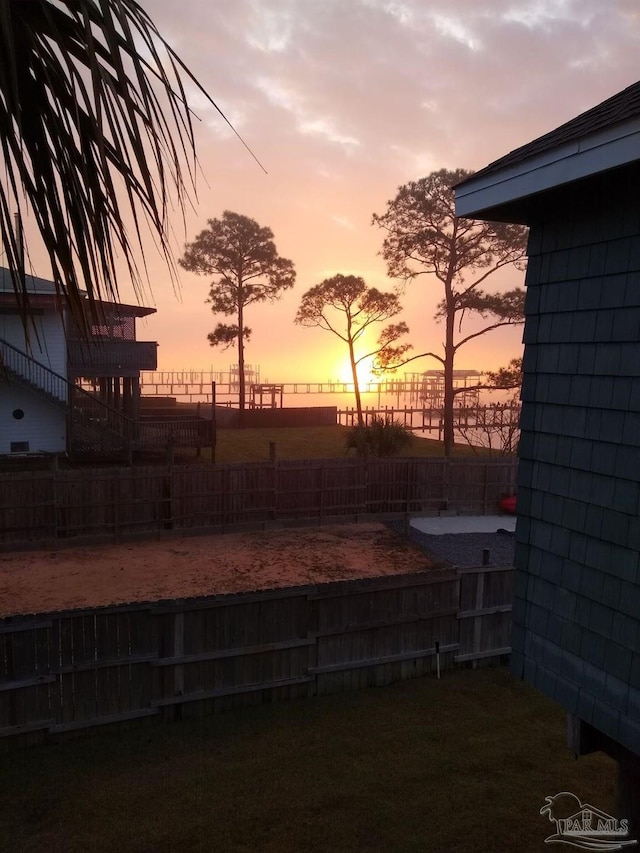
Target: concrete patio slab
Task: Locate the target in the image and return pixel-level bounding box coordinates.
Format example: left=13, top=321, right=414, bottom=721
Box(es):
left=410, top=515, right=517, bottom=535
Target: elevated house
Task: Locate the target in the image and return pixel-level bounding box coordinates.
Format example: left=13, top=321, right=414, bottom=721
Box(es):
left=455, top=81, right=640, bottom=822
left=0, top=269, right=211, bottom=461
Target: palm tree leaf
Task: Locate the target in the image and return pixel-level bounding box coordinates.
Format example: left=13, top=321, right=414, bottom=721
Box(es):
left=0, top=0, right=240, bottom=331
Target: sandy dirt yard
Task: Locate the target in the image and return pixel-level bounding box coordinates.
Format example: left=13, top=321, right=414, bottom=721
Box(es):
left=0, top=523, right=438, bottom=616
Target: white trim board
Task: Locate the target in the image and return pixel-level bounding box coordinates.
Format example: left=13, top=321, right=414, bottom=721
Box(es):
left=455, top=116, right=640, bottom=218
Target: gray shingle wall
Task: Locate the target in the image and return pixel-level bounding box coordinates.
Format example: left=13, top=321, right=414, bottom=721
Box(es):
left=513, top=166, right=640, bottom=757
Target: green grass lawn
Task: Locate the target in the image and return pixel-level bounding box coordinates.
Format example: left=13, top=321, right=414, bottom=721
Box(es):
left=0, top=667, right=616, bottom=853
left=169, top=425, right=487, bottom=465
left=5, top=426, right=494, bottom=470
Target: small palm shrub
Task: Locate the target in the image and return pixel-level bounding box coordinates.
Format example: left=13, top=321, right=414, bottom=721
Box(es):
left=345, top=415, right=413, bottom=457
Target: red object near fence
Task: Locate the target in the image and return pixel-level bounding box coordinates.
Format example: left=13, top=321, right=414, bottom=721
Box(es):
left=499, top=495, right=517, bottom=514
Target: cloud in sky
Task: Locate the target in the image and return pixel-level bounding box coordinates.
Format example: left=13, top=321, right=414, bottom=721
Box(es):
left=20, top=0, right=640, bottom=379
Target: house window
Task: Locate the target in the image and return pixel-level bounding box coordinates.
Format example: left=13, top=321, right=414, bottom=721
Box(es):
left=10, top=441, right=29, bottom=452
left=12, top=408, right=25, bottom=420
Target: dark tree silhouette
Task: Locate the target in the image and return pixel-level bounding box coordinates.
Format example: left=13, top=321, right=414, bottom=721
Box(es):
left=485, top=357, right=522, bottom=390
left=181, top=211, right=296, bottom=410
left=295, top=273, right=410, bottom=425
left=372, top=168, right=528, bottom=456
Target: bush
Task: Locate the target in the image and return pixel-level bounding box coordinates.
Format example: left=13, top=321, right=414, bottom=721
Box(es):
left=345, top=415, right=413, bottom=457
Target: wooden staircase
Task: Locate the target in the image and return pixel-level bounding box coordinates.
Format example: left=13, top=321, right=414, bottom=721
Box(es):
left=1, top=337, right=136, bottom=461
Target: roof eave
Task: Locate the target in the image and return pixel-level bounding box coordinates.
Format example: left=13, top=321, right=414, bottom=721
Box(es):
left=100, top=301, right=157, bottom=318
left=455, top=115, right=640, bottom=221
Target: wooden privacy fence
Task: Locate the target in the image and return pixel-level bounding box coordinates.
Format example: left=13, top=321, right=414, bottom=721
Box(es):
left=0, top=457, right=517, bottom=546
left=0, top=564, right=513, bottom=749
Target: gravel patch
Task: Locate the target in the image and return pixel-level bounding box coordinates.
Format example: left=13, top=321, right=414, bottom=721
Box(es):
left=388, top=523, right=515, bottom=568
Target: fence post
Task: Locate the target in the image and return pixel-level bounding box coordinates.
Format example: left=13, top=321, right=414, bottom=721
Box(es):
left=472, top=571, right=485, bottom=670
left=306, top=590, right=319, bottom=696
left=362, top=458, right=369, bottom=517
left=442, top=457, right=450, bottom=511
left=404, top=458, right=411, bottom=534
left=195, top=402, right=202, bottom=458
left=211, top=381, right=217, bottom=464
left=483, top=461, right=489, bottom=514
left=172, top=611, right=185, bottom=719
left=273, top=458, right=279, bottom=522
left=161, top=468, right=173, bottom=531
left=113, top=470, right=121, bottom=541
left=224, top=468, right=230, bottom=529
left=52, top=466, right=60, bottom=541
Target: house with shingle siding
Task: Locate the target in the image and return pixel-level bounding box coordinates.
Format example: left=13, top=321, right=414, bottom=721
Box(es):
left=455, top=81, right=640, bottom=825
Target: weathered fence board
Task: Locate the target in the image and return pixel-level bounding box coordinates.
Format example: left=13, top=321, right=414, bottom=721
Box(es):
left=0, top=458, right=517, bottom=547
left=456, top=566, right=514, bottom=664
left=0, top=564, right=513, bottom=749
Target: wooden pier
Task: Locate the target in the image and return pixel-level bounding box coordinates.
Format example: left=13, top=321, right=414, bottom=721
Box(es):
left=337, top=404, right=521, bottom=434
left=137, top=368, right=519, bottom=435
left=139, top=369, right=484, bottom=407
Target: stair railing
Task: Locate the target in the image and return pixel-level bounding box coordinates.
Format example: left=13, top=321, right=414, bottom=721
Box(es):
left=1, top=337, right=136, bottom=449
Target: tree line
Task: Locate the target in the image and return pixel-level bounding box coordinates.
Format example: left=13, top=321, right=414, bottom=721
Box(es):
left=180, top=170, right=527, bottom=455
left=1, top=3, right=526, bottom=458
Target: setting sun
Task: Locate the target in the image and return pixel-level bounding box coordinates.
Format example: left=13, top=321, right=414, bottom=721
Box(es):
left=335, top=355, right=379, bottom=386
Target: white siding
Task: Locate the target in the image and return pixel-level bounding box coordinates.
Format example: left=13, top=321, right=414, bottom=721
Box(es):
left=0, top=306, right=68, bottom=453
left=0, top=386, right=66, bottom=453
left=0, top=309, right=67, bottom=376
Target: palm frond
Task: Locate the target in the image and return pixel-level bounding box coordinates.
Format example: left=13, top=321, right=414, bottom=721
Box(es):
left=0, top=0, right=241, bottom=328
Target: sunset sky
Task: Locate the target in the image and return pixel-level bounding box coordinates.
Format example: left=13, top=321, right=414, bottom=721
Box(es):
left=16, top=0, right=640, bottom=382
